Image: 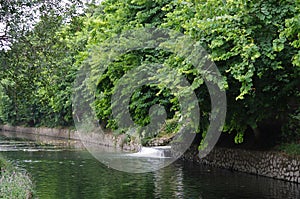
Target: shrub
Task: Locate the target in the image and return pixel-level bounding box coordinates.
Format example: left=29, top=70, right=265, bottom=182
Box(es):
left=0, top=156, right=34, bottom=199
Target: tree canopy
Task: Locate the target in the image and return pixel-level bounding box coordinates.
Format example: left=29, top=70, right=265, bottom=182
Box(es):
left=0, top=0, right=299, bottom=146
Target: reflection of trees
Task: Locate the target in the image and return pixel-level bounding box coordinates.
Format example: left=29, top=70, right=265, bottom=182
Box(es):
left=18, top=151, right=158, bottom=198
left=153, top=164, right=184, bottom=199
left=4, top=148, right=299, bottom=198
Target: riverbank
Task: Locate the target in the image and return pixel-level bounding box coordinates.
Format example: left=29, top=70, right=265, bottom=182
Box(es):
left=182, top=145, right=300, bottom=184
left=1, top=125, right=299, bottom=184
left=0, top=156, right=33, bottom=199
left=0, top=124, right=140, bottom=151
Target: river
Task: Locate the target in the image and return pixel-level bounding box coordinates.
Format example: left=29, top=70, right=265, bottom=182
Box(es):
left=0, top=132, right=299, bottom=199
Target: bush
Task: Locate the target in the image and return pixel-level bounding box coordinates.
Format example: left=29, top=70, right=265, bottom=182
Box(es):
left=281, top=108, right=300, bottom=143
left=276, top=143, right=300, bottom=156
left=0, top=156, right=34, bottom=199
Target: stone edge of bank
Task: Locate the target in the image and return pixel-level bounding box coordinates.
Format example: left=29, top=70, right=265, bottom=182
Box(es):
left=181, top=145, right=300, bottom=184
left=0, top=125, right=140, bottom=151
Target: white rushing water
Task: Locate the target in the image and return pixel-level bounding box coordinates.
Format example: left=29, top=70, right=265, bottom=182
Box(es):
left=126, top=146, right=171, bottom=158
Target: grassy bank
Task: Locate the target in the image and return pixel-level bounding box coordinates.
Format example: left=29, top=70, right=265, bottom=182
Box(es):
left=0, top=156, right=34, bottom=199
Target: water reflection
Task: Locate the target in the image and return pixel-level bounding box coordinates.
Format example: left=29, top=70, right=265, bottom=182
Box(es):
left=0, top=134, right=299, bottom=199
left=153, top=163, right=185, bottom=198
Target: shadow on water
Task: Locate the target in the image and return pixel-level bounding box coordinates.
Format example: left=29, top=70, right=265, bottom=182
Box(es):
left=0, top=131, right=299, bottom=199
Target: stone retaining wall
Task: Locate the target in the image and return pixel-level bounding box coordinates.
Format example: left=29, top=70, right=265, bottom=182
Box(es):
left=0, top=125, right=72, bottom=139
left=0, top=125, right=140, bottom=151
left=182, top=146, right=300, bottom=183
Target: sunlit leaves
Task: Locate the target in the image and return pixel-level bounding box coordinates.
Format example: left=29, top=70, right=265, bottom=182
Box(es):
left=0, top=1, right=85, bottom=126
left=162, top=0, right=300, bottom=142
left=0, top=0, right=299, bottom=145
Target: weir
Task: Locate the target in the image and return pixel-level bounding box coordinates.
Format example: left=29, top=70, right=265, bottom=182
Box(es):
left=126, top=146, right=172, bottom=158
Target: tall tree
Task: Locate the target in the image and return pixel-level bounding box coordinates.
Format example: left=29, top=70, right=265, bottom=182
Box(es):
left=0, top=0, right=85, bottom=126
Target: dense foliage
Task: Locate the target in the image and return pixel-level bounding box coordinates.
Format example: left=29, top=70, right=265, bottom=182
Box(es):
left=0, top=0, right=85, bottom=127
left=161, top=0, right=300, bottom=143
left=0, top=0, right=299, bottom=145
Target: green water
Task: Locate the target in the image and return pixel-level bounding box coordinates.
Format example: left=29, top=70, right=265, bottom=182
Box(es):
left=1, top=135, right=299, bottom=199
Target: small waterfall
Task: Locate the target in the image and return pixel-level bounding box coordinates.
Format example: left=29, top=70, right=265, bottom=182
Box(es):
left=127, top=146, right=171, bottom=158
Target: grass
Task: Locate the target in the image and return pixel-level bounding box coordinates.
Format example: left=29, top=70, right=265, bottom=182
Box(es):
left=276, top=143, right=300, bottom=156
left=0, top=156, right=34, bottom=199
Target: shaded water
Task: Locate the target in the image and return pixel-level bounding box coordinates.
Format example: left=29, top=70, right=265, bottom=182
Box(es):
left=0, top=133, right=299, bottom=199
